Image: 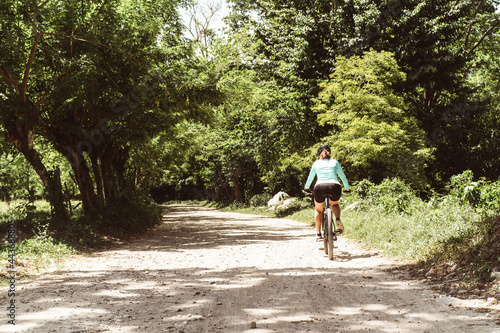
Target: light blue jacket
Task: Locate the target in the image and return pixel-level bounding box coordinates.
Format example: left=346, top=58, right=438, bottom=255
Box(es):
left=305, top=158, right=349, bottom=189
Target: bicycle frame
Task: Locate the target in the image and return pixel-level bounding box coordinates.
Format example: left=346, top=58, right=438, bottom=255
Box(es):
left=322, top=195, right=337, bottom=260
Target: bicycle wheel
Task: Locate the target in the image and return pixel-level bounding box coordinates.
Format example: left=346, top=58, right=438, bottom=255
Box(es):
left=323, top=211, right=328, bottom=255
left=326, top=207, right=334, bottom=260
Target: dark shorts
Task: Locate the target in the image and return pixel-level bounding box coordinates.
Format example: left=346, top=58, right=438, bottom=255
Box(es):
left=313, top=182, right=342, bottom=203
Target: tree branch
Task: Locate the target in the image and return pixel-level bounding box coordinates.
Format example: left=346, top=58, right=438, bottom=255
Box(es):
left=21, top=1, right=42, bottom=103
left=90, top=0, right=111, bottom=31
left=40, top=31, right=142, bottom=64
left=464, top=1, right=485, bottom=49
left=464, top=19, right=478, bottom=49
left=469, top=19, right=500, bottom=53
left=331, top=0, right=337, bottom=13
left=1, top=67, right=19, bottom=92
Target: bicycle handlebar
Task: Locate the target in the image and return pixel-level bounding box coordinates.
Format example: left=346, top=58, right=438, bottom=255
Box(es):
left=302, top=189, right=352, bottom=196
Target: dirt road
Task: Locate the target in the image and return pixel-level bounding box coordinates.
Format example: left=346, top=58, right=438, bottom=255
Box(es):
left=2, top=205, right=500, bottom=332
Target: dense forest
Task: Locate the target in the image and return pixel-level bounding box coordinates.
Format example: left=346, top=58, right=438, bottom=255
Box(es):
left=1, top=0, right=500, bottom=222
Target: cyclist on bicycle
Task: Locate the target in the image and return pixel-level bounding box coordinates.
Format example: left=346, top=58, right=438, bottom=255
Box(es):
left=304, top=144, right=350, bottom=240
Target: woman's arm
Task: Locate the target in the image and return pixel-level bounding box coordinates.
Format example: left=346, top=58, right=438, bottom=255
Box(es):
left=304, top=162, right=317, bottom=189
left=335, top=162, right=349, bottom=189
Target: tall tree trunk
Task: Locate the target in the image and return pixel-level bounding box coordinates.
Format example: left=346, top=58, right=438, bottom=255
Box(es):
left=112, top=146, right=130, bottom=191
left=100, top=151, right=116, bottom=202
left=90, top=153, right=104, bottom=204
left=47, top=168, right=70, bottom=223
left=4, top=113, right=69, bottom=221
left=214, top=167, right=232, bottom=201
left=230, top=172, right=244, bottom=203
left=71, top=159, right=98, bottom=213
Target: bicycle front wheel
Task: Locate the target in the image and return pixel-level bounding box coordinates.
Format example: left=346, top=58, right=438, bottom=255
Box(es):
left=326, top=208, right=334, bottom=260
left=323, top=210, right=328, bottom=255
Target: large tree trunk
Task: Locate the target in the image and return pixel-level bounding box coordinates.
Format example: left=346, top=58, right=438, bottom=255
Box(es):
left=230, top=172, right=244, bottom=203
left=112, top=146, right=130, bottom=191
left=3, top=107, right=69, bottom=221
left=46, top=168, right=70, bottom=223
left=71, top=158, right=98, bottom=213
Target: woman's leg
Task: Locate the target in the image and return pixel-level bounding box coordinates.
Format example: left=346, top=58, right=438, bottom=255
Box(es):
left=330, top=200, right=344, bottom=233
left=330, top=200, right=340, bottom=219
left=314, top=201, right=324, bottom=234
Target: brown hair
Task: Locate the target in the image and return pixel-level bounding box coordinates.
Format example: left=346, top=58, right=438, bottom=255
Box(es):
left=319, top=149, right=331, bottom=159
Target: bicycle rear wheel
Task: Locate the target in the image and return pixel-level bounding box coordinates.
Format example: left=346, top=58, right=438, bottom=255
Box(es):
left=326, top=208, right=334, bottom=260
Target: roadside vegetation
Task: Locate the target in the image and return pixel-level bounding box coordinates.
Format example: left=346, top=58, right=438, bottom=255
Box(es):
left=0, top=193, right=161, bottom=284
left=217, top=170, right=500, bottom=294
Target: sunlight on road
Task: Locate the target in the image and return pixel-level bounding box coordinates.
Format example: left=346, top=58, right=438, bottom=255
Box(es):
left=2, top=205, right=498, bottom=333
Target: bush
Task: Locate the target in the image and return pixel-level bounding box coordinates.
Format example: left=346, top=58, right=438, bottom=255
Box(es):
left=449, top=170, right=482, bottom=206
left=480, top=181, right=500, bottom=214
left=77, top=191, right=162, bottom=237
left=249, top=193, right=273, bottom=207
left=353, top=178, right=418, bottom=214
left=274, top=197, right=311, bottom=217
left=0, top=222, right=75, bottom=278
left=448, top=170, right=500, bottom=213
left=355, top=179, right=374, bottom=199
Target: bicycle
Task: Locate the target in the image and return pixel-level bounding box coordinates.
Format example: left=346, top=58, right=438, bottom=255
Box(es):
left=304, top=189, right=349, bottom=260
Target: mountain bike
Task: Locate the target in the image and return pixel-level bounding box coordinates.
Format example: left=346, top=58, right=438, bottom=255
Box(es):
left=304, top=189, right=348, bottom=260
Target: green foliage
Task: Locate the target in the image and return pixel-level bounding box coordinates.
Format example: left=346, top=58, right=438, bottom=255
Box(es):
left=314, top=50, right=433, bottom=189
left=352, top=178, right=419, bottom=214
left=479, top=181, right=500, bottom=214
left=0, top=220, right=76, bottom=278
left=449, top=170, right=476, bottom=205
left=340, top=172, right=500, bottom=286
left=15, top=224, right=75, bottom=258
left=80, top=191, right=162, bottom=235
left=249, top=193, right=272, bottom=207
left=0, top=0, right=222, bottom=216
left=0, top=151, right=45, bottom=200
left=448, top=170, right=500, bottom=214
left=219, top=0, right=500, bottom=203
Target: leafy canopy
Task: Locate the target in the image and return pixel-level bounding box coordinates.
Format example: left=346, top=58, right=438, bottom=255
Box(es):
left=314, top=50, right=433, bottom=189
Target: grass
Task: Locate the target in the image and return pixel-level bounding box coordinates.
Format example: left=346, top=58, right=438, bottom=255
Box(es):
left=341, top=196, right=481, bottom=260
left=1, top=200, right=78, bottom=285
left=1, top=193, right=162, bottom=284
left=0, top=221, right=77, bottom=285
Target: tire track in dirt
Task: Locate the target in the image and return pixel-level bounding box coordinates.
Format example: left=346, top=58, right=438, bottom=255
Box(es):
left=1, top=205, right=499, bottom=332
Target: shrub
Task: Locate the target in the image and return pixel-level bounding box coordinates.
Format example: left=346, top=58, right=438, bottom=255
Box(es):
left=449, top=170, right=483, bottom=206
left=353, top=178, right=418, bottom=214
left=274, top=197, right=311, bottom=217
left=249, top=193, right=273, bottom=207
left=480, top=181, right=500, bottom=214
left=355, top=179, right=374, bottom=199
left=78, top=191, right=162, bottom=236
left=1, top=222, right=76, bottom=277
left=448, top=170, right=500, bottom=213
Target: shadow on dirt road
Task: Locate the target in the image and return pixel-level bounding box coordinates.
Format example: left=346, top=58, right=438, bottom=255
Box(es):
left=1, top=205, right=498, bottom=333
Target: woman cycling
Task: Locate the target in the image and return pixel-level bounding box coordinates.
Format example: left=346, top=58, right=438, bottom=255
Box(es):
left=304, top=144, right=350, bottom=240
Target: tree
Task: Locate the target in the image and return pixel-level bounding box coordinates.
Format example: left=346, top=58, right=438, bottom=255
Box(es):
left=0, top=0, right=222, bottom=215
left=1, top=0, right=71, bottom=219
left=184, top=0, right=225, bottom=59
left=225, top=0, right=500, bottom=188
left=313, top=50, right=433, bottom=190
